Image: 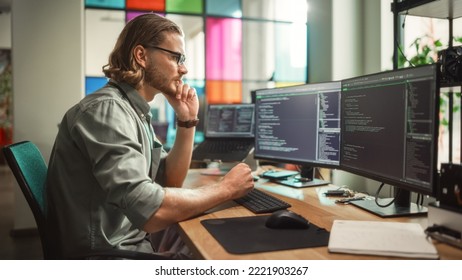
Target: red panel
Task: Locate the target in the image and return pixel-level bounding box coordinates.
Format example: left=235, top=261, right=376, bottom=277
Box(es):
left=126, top=0, right=165, bottom=11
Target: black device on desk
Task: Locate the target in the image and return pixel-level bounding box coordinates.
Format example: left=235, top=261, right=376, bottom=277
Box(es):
left=254, top=81, right=342, bottom=188
left=260, top=170, right=299, bottom=180
left=265, top=210, right=310, bottom=229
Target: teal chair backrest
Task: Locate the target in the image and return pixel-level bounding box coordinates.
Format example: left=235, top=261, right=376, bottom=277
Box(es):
left=3, top=141, right=172, bottom=259
left=3, top=141, right=48, bottom=216
left=2, top=141, right=52, bottom=258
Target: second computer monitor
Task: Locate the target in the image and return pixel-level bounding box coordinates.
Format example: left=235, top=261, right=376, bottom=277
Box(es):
left=254, top=81, right=342, bottom=187
left=340, top=64, right=439, bottom=217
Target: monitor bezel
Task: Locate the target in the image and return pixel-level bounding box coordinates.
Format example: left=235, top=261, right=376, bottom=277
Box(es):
left=339, top=64, right=440, bottom=197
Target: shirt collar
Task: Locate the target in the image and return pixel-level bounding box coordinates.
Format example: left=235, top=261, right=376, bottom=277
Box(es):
left=108, top=79, right=151, bottom=121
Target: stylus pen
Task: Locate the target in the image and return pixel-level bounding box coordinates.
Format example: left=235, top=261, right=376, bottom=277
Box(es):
left=335, top=197, right=365, bottom=204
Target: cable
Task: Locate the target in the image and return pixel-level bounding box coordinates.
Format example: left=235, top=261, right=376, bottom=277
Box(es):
left=397, top=9, right=415, bottom=67
left=416, top=193, right=423, bottom=205
left=294, top=165, right=325, bottom=181
left=374, top=182, right=398, bottom=208
left=401, top=10, right=408, bottom=29
left=316, top=168, right=325, bottom=181
left=397, top=41, right=415, bottom=67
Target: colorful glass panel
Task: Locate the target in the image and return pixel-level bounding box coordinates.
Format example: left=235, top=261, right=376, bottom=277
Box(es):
left=242, top=0, right=307, bottom=22
left=166, top=15, right=205, bottom=81
left=206, top=81, right=242, bottom=104
left=85, top=0, right=124, bottom=9
left=85, top=77, right=109, bottom=95
left=206, top=0, right=241, bottom=18
left=166, top=0, right=202, bottom=14
left=85, top=10, right=125, bottom=76
left=274, top=22, right=307, bottom=82
left=206, top=18, right=242, bottom=81
left=242, top=20, right=275, bottom=81
left=126, top=0, right=165, bottom=11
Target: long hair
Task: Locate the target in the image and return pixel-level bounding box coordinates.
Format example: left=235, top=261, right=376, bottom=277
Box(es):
left=102, top=13, right=183, bottom=88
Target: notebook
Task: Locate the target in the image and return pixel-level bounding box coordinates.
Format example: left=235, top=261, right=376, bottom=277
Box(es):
left=328, top=220, right=439, bottom=259
left=192, top=104, right=255, bottom=162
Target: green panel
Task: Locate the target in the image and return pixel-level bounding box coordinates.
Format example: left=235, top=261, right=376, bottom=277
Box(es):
left=166, top=0, right=203, bottom=14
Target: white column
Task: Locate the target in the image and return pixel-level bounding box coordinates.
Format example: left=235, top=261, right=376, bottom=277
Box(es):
left=11, top=0, right=84, bottom=230
left=307, top=0, right=333, bottom=82
left=331, top=0, right=363, bottom=80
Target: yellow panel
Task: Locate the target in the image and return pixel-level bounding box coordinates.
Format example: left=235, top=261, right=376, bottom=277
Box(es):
left=275, top=81, right=305, bottom=88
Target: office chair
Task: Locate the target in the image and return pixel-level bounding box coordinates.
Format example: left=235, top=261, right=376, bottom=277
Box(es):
left=3, top=140, right=170, bottom=260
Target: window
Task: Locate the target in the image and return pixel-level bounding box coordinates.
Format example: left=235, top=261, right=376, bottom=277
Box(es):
left=402, top=16, right=462, bottom=165
left=84, top=0, right=308, bottom=145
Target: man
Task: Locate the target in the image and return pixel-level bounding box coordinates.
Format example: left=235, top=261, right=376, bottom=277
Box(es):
left=46, top=13, right=254, bottom=259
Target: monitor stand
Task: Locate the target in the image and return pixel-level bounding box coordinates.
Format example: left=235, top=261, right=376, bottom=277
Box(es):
left=276, top=166, right=329, bottom=188
left=349, top=189, right=428, bottom=218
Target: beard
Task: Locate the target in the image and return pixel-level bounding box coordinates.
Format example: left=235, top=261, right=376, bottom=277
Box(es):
left=144, top=61, right=177, bottom=97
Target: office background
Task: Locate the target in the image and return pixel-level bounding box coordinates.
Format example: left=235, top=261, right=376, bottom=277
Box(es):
left=0, top=0, right=461, bottom=252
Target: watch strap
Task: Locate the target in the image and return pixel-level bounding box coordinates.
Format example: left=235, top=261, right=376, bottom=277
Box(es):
left=177, top=118, right=199, bottom=128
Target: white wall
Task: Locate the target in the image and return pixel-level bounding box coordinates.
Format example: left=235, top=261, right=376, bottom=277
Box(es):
left=11, top=0, right=84, bottom=230
left=332, top=0, right=363, bottom=80
left=308, top=0, right=398, bottom=196
left=380, top=0, right=394, bottom=71
left=363, top=0, right=382, bottom=74
left=309, top=0, right=389, bottom=80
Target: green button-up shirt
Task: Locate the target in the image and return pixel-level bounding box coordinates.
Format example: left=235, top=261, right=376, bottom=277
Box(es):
left=46, top=80, right=167, bottom=257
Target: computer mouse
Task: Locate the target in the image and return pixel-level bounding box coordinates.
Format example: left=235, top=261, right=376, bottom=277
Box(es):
left=265, top=210, right=310, bottom=229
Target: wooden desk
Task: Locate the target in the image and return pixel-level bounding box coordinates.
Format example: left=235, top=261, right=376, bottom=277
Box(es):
left=178, top=169, right=462, bottom=260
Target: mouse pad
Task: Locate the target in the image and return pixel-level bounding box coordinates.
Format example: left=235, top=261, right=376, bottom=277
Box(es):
left=201, top=215, right=330, bottom=254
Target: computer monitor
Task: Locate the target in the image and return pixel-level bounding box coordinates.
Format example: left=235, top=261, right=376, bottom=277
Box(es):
left=254, top=81, right=342, bottom=188
left=204, top=104, right=255, bottom=138
left=340, top=64, right=439, bottom=217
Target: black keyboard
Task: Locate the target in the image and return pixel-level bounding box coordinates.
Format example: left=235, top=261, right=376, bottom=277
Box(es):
left=192, top=140, right=254, bottom=162
left=234, top=188, right=291, bottom=214
left=209, top=140, right=250, bottom=153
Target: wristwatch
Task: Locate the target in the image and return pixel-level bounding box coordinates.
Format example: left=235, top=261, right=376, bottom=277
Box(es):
left=176, top=118, right=199, bottom=128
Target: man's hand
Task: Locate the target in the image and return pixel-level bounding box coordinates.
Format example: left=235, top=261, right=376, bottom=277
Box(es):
left=221, top=163, right=255, bottom=200
left=164, top=81, right=199, bottom=121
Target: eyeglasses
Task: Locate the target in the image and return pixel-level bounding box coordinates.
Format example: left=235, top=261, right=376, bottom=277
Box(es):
left=149, top=46, right=186, bottom=66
